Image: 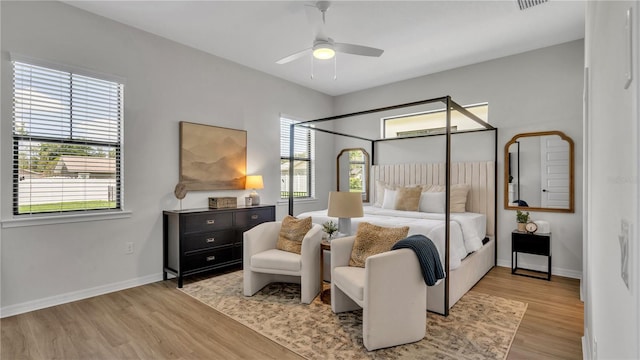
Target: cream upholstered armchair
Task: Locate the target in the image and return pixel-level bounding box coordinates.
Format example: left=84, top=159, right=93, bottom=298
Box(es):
left=331, top=235, right=427, bottom=351
left=243, top=221, right=322, bottom=304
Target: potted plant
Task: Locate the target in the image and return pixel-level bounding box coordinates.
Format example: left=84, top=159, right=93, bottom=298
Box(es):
left=322, top=220, right=338, bottom=239
left=516, top=210, right=529, bottom=231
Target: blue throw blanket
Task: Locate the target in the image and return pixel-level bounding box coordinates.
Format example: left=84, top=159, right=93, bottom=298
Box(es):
left=391, top=234, right=445, bottom=286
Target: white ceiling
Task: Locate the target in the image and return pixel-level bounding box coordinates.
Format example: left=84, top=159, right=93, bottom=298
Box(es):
left=64, top=0, right=586, bottom=96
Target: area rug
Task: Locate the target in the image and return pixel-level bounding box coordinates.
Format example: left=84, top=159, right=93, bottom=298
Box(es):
left=179, top=271, right=527, bottom=360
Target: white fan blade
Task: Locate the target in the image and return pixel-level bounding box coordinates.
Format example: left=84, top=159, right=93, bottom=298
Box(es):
left=276, top=48, right=311, bottom=64
left=334, top=43, right=384, bottom=57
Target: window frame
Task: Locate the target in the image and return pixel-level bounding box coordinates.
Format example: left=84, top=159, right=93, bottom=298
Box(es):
left=10, top=55, right=125, bottom=218
left=382, top=103, right=489, bottom=139
left=280, top=116, right=315, bottom=200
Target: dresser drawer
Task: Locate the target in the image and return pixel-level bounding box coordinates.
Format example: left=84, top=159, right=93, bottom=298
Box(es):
left=183, top=229, right=236, bottom=253
left=512, top=234, right=550, bottom=255
left=183, top=247, right=235, bottom=272
left=184, top=212, right=233, bottom=233
left=235, top=208, right=273, bottom=228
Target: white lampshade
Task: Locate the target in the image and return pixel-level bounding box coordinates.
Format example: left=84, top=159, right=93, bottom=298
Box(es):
left=245, top=175, right=264, bottom=206
left=327, top=192, right=364, bottom=217
left=327, top=192, right=363, bottom=235
left=245, top=175, right=264, bottom=190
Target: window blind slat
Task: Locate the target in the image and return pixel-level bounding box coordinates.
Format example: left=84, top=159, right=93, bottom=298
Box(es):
left=12, top=61, right=123, bottom=215
left=280, top=117, right=314, bottom=199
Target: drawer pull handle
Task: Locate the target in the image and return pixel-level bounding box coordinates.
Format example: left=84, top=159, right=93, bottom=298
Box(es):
left=206, top=238, right=215, bottom=243
left=206, top=256, right=216, bottom=261
left=206, top=219, right=215, bottom=225
left=251, top=214, right=259, bottom=220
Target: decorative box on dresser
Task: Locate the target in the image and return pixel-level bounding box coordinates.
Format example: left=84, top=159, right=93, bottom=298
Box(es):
left=163, top=205, right=275, bottom=287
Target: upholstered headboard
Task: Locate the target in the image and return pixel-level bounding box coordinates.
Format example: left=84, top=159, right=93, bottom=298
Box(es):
left=371, top=161, right=495, bottom=236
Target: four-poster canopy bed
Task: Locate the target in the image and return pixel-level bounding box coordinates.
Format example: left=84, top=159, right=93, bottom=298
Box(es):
left=287, top=96, right=498, bottom=316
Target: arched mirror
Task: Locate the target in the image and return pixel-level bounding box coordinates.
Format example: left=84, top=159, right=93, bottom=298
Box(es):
left=337, top=148, right=370, bottom=203
left=504, top=131, right=574, bottom=212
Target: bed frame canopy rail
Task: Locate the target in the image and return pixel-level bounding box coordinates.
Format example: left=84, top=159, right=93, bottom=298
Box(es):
left=288, top=96, right=498, bottom=316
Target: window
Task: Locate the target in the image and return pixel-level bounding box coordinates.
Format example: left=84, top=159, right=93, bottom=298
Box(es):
left=12, top=61, right=123, bottom=215
left=348, top=150, right=366, bottom=194
left=383, top=103, right=488, bottom=138
left=280, top=117, right=314, bottom=199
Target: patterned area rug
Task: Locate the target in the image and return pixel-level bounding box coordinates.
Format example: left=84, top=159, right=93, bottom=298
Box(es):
left=179, top=271, right=527, bottom=360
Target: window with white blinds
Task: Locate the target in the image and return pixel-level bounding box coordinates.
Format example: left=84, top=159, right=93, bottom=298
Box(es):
left=12, top=61, right=123, bottom=215
left=280, top=117, right=315, bottom=199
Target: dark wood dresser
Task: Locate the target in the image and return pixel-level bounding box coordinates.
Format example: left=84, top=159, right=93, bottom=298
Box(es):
left=163, top=205, right=275, bottom=287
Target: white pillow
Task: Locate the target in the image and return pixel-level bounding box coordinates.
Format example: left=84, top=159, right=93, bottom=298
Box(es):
left=374, top=181, right=395, bottom=207
left=419, top=191, right=446, bottom=213
left=381, top=189, right=397, bottom=209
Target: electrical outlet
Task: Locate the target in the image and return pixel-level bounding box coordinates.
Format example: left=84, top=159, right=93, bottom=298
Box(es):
left=125, top=242, right=134, bottom=254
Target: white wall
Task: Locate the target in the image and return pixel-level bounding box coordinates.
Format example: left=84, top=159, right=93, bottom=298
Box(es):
left=0, top=1, right=333, bottom=315
left=584, top=1, right=639, bottom=358
left=333, top=40, right=585, bottom=278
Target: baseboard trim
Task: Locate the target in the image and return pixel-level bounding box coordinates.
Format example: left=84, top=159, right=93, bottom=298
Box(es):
left=496, top=260, right=582, bottom=279
left=582, top=336, right=590, bottom=360
left=1, top=273, right=164, bottom=318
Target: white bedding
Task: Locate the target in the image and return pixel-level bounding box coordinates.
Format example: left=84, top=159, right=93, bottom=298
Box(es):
left=297, top=206, right=486, bottom=270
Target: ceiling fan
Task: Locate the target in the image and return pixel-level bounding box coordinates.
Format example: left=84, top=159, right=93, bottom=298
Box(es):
left=275, top=1, right=384, bottom=65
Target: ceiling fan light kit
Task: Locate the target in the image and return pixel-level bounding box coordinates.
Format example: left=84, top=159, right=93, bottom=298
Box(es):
left=312, top=40, right=335, bottom=60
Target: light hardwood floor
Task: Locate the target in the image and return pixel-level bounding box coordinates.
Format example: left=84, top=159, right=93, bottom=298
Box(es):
left=1, top=266, right=583, bottom=359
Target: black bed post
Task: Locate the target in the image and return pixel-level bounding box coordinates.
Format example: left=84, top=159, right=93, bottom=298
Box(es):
left=371, top=141, right=376, bottom=166
left=288, top=123, right=295, bottom=216
left=444, top=96, right=452, bottom=317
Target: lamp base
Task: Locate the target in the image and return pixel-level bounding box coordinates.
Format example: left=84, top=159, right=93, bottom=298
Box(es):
left=338, top=218, right=352, bottom=235
left=249, top=193, right=260, bottom=206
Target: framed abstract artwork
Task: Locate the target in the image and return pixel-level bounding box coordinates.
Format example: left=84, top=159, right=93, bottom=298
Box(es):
left=179, top=121, right=247, bottom=191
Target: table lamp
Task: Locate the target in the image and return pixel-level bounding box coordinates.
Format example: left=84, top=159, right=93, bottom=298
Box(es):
left=327, top=191, right=364, bottom=235
left=245, top=175, right=264, bottom=205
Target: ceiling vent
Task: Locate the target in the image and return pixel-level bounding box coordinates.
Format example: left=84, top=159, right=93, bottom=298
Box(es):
left=517, top=0, right=548, bottom=10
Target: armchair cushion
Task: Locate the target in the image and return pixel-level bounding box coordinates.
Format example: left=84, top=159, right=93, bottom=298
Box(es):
left=349, top=222, right=409, bottom=267
left=276, top=215, right=312, bottom=254
left=250, top=249, right=301, bottom=272
left=333, top=266, right=365, bottom=303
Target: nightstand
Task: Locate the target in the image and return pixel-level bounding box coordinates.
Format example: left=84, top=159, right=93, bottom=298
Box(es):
left=511, top=230, right=551, bottom=281
left=319, top=239, right=331, bottom=304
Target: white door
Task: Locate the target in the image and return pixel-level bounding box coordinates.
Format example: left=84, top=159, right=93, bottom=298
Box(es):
left=540, top=135, right=570, bottom=208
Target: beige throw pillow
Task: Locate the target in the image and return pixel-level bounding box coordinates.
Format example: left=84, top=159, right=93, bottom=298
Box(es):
left=349, top=222, right=410, bottom=267
left=423, top=183, right=471, bottom=213
left=451, top=184, right=470, bottom=212
left=276, top=215, right=312, bottom=254
left=394, top=186, right=422, bottom=211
